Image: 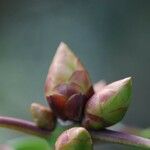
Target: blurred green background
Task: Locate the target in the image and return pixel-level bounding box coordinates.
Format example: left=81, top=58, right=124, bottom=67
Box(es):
left=0, top=0, right=150, bottom=149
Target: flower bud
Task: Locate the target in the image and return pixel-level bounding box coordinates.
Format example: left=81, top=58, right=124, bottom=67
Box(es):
left=45, top=42, right=93, bottom=121
left=45, top=42, right=86, bottom=96
left=55, top=127, right=93, bottom=150
left=82, top=77, right=132, bottom=130
left=30, top=102, right=55, bottom=129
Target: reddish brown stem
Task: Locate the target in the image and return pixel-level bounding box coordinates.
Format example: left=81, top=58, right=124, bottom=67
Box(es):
left=91, top=129, right=150, bottom=149
left=0, top=116, right=51, bottom=138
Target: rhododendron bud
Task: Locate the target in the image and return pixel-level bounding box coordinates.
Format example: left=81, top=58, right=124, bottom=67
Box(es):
left=83, top=77, right=132, bottom=130
left=30, top=102, right=55, bottom=129
left=55, top=127, right=93, bottom=150
left=45, top=42, right=93, bottom=121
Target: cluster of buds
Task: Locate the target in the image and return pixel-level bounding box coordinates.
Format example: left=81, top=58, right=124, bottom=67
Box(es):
left=30, top=42, right=132, bottom=150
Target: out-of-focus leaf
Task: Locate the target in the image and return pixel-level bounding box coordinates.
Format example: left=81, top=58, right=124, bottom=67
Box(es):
left=0, top=144, right=14, bottom=150
left=7, top=137, right=50, bottom=150
left=140, top=128, right=150, bottom=139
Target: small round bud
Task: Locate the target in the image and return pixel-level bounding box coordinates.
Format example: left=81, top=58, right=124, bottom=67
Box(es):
left=30, top=102, right=55, bottom=130
left=55, top=127, right=93, bottom=150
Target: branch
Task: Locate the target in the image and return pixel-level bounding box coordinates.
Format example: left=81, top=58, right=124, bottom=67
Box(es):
left=91, top=129, right=150, bottom=149
left=0, top=116, right=51, bottom=138
left=108, top=123, right=141, bottom=135
left=1, top=116, right=150, bottom=149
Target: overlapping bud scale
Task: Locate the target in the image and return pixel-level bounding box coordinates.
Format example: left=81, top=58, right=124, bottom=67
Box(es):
left=45, top=42, right=93, bottom=121
left=44, top=42, right=132, bottom=131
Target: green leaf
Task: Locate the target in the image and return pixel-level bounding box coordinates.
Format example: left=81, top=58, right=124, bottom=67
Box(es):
left=140, top=128, right=150, bottom=139
left=7, top=136, right=50, bottom=150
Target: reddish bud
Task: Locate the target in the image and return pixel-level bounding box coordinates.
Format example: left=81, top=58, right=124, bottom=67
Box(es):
left=45, top=43, right=93, bottom=121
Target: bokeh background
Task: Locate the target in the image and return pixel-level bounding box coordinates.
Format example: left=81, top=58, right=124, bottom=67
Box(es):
left=0, top=0, right=150, bottom=149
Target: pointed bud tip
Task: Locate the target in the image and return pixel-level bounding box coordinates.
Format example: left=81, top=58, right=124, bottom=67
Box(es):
left=59, top=41, right=68, bottom=48
left=57, top=42, right=71, bottom=53
left=113, top=76, right=132, bottom=85
left=107, top=76, right=132, bottom=92
left=120, top=77, right=132, bottom=84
